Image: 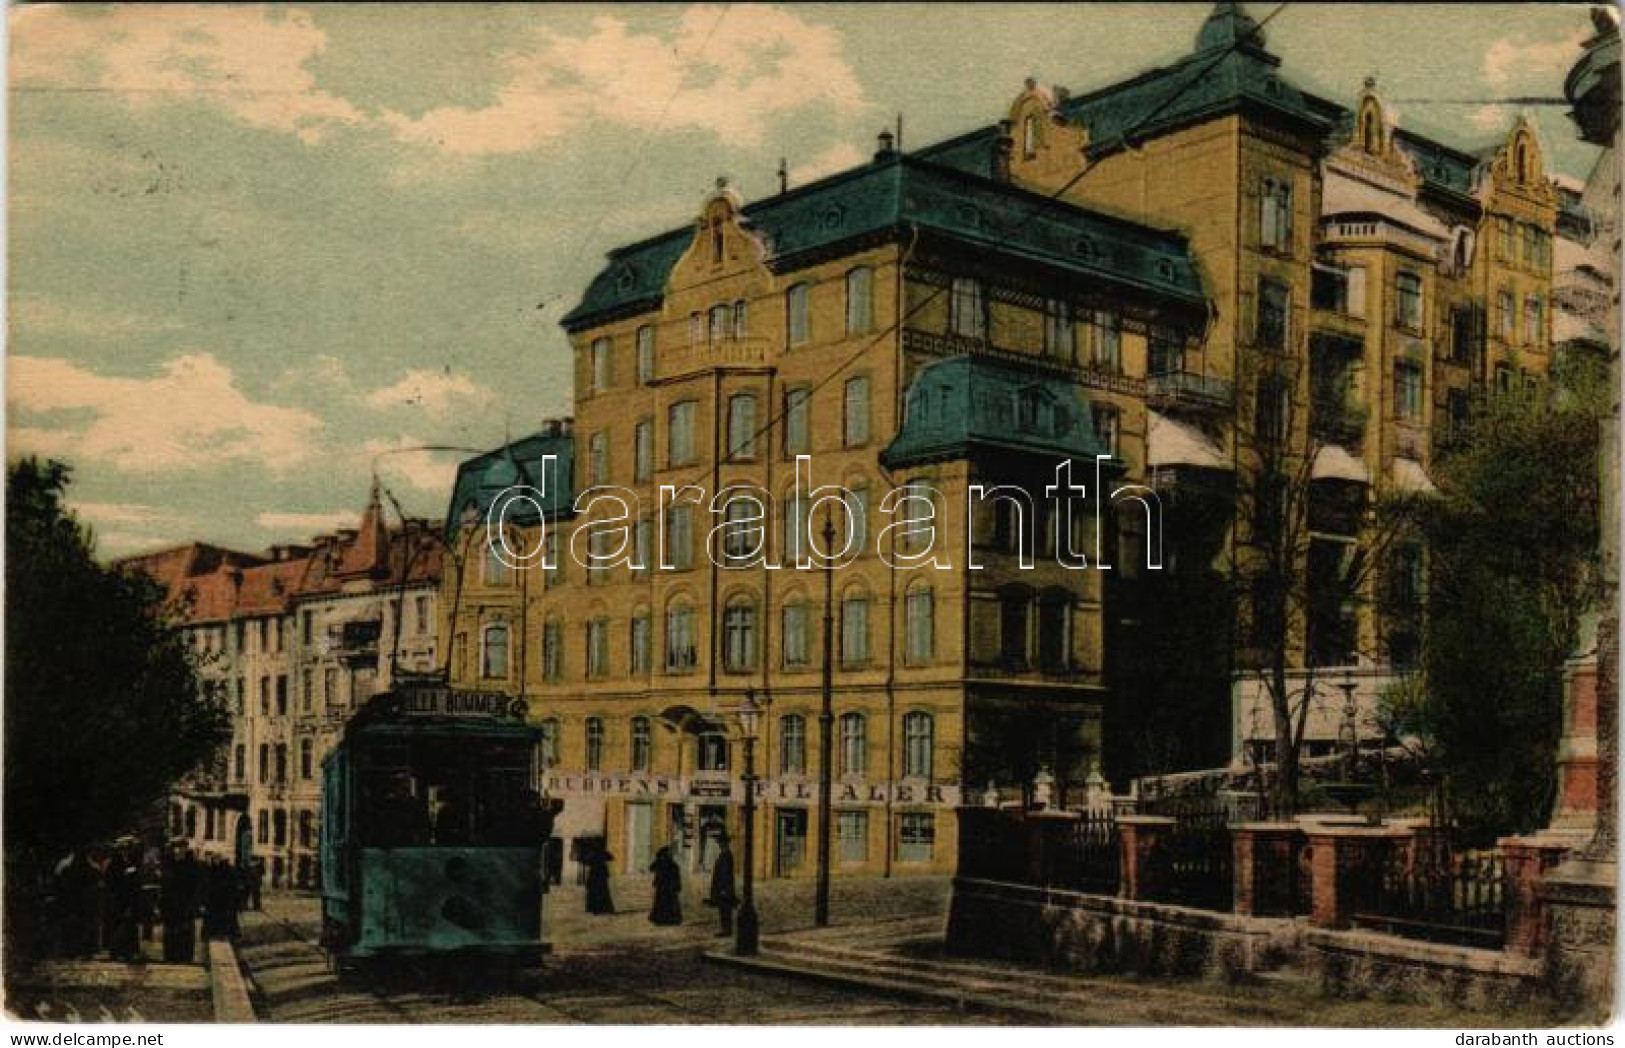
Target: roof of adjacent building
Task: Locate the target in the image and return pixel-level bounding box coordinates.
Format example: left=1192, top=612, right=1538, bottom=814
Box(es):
left=443, top=427, right=577, bottom=542
left=881, top=355, right=1112, bottom=469
left=562, top=152, right=1206, bottom=332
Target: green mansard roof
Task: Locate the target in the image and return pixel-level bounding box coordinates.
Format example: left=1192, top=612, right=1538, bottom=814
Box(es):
left=443, top=429, right=575, bottom=543
left=881, top=355, right=1111, bottom=469
left=561, top=152, right=1206, bottom=332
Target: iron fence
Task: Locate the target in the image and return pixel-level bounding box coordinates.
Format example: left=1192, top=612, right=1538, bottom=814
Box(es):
left=1140, top=795, right=1235, bottom=911
left=955, top=808, right=1120, bottom=896
left=1353, top=842, right=1507, bottom=948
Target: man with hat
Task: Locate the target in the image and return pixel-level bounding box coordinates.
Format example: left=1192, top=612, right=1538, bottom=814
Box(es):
left=706, top=831, right=738, bottom=937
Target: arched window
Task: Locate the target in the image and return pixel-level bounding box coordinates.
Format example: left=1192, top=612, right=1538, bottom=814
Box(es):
left=906, top=586, right=935, bottom=663
left=903, top=711, right=934, bottom=778
left=586, top=617, right=609, bottom=678
left=727, top=393, right=757, bottom=459
left=780, top=714, right=807, bottom=774
left=782, top=600, right=810, bottom=667
left=631, top=716, right=652, bottom=772
left=841, top=591, right=871, bottom=667
left=845, top=266, right=874, bottom=335
left=1359, top=102, right=1382, bottom=154
left=233, top=744, right=246, bottom=783
left=630, top=612, right=652, bottom=674
left=539, top=718, right=560, bottom=767
left=1022, top=112, right=1041, bottom=158
left=733, top=299, right=749, bottom=340
left=723, top=599, right=757, bottom=671
left=636, top=324, right=655, bottom=385
left=585, top=717, right=604, bottom=771
left=481, top=622, right=510, bottom=679
left=839, top=712, right=867, bottom=775
left=698, top=730, right=729, bottom=772
left=1516, top=140, right=1531, bottom=183
left=709, top=304, right=731, bottom=344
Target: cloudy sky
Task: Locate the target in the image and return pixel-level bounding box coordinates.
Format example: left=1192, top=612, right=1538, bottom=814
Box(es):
left=7, top=3, right=1604, bottom=557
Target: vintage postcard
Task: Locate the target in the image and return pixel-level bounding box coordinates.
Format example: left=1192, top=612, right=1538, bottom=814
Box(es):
left=4, top=1, right=1620, bottom=1036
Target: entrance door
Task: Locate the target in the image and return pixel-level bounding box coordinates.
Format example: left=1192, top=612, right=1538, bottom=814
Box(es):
left=696, top=805, right=727, bottom=873
left=235, top=815, right=253, bottom=868
left=775, top=809, right=807, bottom=876
left=626, top=802, right=653, bottom=873
left=666, top=804, right=690, bottom=870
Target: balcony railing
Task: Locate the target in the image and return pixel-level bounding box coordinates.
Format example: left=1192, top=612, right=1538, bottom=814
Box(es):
left=659, top=337, right=767, bottom=376
left=1147, top=370, right=1233, bottom=410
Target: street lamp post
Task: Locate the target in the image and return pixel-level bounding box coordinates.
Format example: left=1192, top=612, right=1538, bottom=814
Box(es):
left=734, top=688, right=766, bottom=956
left=816, top=510, right=836, bottom=928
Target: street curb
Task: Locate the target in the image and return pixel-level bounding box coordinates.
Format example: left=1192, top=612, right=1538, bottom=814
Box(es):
left=207, top=939, right=258, bottom=1022
left=701, top=949, right=1050, bottom=1022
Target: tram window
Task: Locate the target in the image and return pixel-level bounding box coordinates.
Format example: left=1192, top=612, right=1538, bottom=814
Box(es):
left=360, top=770, right=427, bottom=847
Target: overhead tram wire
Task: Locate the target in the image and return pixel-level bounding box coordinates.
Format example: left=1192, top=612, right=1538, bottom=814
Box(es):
left=644, top=1, right=1292, bottom=504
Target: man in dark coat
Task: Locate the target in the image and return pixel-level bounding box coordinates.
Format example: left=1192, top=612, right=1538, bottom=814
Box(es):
left=159, top=844, right=201, bottom=963
left=648, top=847, right=682, bottom=925
left=103, top=840, right=142, bottom=961
left=203, top=858, right=241, bottom=941
left=52, top=849, right=101, bottom=957
left=707, top=833, right=738, bottom=937
left=584, top=844, right=615, bottom=915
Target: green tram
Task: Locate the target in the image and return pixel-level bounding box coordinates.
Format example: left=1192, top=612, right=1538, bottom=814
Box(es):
left=319, top=683, right=557, bottom=970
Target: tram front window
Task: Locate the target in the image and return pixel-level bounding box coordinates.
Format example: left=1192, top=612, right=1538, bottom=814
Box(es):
left=359, top=739, right=539, bottom=848
left=360, top=770, right=428, bottom=847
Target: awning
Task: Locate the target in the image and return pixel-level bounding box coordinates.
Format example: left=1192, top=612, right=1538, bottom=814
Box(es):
left=1322, top=171, right=1451, bottom=241
left=1147, top=410, right=1228, bottom=470
left=1392, top=457, right=1436, bottom=494
left=1312, top=444, right=1370, bottom=483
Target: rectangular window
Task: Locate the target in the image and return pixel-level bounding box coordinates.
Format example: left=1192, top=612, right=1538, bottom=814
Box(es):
left=782, top=604, right=809, bottom=667
left=1395, top=361, right=1423, bottom=420
left=1091, top=404, right=1120, bottom=457
left=733, top=299, right=749, bottom=341
left=1260, top=175, right=1293, bottom=251
left=1089, top=310, right=1121, bottom=372
left=1043, top=298, right=1074, bottom=360
left=301, top=669, right=313, bottom=713
left=780, top=716, right=807, bottom=775
left=1525, top=296, right=1543, bottom=345
left=1256, top=374, right=1290, bottom=447
left=898, top=813, right=935, bottom=863
left=630, top=616, right=651, bottom=674
left=1312, top=264, right=1364, bottom=318
left=666, top=607, right=696, bottom=672
left=689, top=311, right=704, bottom=346
left=415, top=596, right=429, bottom=634
left=485, top=543, right=510, bottom=585
left=323, top=668, right=338, bottom=710
left=666, top=504, right=693, bottom=569
left=1395, top=271, right=1423, bottom=331
left=588, top=431, right=608, bottom=486
left=1257, top=278, right=1289, bottom=351
left=586, top=620, right=609, bottom=678
left=543, top=621, right=563, bottom=682
left=636, top=324, right=655, bottom=384
left=586, top=719, right=604, bottom=772
left=1498, top=290, right=1516, bottom=340
left=590, top=337, right=611, bottom=393
left=1498, top=217, right=1514, bottom=260
left=905, top=588, right=934, bottom=663
left=631, top=718, right=652, bottom=772
left=787, top=284, right=811, bottom=345
left=845, top=485, right=868, bottom=554
left=668, top=400, right=696, bottom=466
left=634, top=516, right=652, bottom=574
left=723, top=605, right=756, bottom=672
left=838, top=811, right=869, bottom=864
left=1447, top=388, right=1471, bottom=440
left=1521, top=223, right=1538, bottom=266
left=634, top=420, right=653, bottom=481
left=841, top=596, right=870, bottom=666
left=784, top=388, right=810, bottom=456
left=845, top=267, right=874, bottom=335
left=949, top=277, right=986, bottom=339
left=727, top=394, right=757, bottom=459
left=843, top=376, right=870, bottom=447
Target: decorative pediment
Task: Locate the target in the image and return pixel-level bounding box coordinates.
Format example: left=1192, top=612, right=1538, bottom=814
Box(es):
left=1006, top=78, right=1090, bottom=185
left=666, top=176, right=772, bottom=299
left=1483, top=118, right=1558, bottom=207
left=1332, top=78, right=1420, bottom=191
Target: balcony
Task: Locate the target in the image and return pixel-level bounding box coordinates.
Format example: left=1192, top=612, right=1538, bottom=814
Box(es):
left=329, top=620, right=381, bottom=660
left=1146, top=370, right=1232, bottom=411
left=1321, top=218, right=1440, bottom=260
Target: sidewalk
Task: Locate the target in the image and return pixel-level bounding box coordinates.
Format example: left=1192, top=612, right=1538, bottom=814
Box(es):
left=6, top=933, right=216, bottom=1023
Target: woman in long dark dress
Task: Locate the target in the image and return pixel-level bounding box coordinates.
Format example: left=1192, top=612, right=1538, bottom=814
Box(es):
left=584, top=845, right=615, bottom=915
left=648, top=847, right=682, bottom=926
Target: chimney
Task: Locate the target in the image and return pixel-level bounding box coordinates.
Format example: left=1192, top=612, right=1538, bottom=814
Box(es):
left=874, top=129, right=896, bottom=162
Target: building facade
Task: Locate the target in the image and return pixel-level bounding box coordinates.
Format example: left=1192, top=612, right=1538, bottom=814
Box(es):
left=123, top=487, right=441, bottom=887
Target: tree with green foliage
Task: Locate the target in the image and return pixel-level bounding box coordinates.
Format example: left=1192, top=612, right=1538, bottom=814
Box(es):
left=1419, top=382, right=1603, bottom=841
left=5, top=458, right=229, bottom=959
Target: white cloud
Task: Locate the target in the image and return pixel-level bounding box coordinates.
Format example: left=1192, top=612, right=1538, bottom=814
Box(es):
left=363, top=368, right=497, bottom=419
left=794, top=141, right=867, bottom=185
left=384, top=5, right=867, bottom=155
left=256, top=510, right=357, bottom=533
left=1483, top=29, right=1587, bottom=89
left=11, top=4, right=366, bottom=144
left=363, top=437, right=462, bottom=497
left=73, top=501, right=181, bottom=528
left=9, top=352, right=325, bottom=473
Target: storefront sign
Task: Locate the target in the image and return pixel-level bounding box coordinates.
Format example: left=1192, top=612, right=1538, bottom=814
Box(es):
left=389, top=686, right=522, bottom=720
left=542, top=772, right=959, bottom=807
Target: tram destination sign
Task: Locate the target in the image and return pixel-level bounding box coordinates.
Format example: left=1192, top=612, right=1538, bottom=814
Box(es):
left=387, top=685, right=525, bottom=720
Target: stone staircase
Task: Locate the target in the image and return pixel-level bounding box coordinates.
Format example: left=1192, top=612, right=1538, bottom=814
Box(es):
left=706, top=916, right=1319, bottom=1026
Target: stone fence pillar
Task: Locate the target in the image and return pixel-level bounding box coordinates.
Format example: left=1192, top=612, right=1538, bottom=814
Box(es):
left=1304, top=825, right=1410, bottom=929
left=1499, top=835, right=1575, bottom=956
left=1233, top=822, right=1305, bottom=916
left=1117, top=815, right=1175, bottom=902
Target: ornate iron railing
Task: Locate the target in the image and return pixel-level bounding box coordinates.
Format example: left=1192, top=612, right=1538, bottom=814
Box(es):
left=1140, top=795, right=1235, bottom=911
left=1354, top=843, right=1508, bottom=948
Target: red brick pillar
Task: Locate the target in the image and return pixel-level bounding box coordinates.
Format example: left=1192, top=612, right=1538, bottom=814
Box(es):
left=1304, top=826, right=1408, bottom=929
left=1233, top=822, right=1303, bottom=916
left=1117, top=816, right=1175, bottom=902
left=1499, top=835, right=1574, bottom=955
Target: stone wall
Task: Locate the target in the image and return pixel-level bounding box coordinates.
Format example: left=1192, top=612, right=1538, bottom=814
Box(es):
left=1304, top=927, right=1543, bottom=1012
left=945, top=876, right=1298, bottom=981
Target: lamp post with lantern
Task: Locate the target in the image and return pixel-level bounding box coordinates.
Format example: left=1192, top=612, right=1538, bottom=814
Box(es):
left=733, top=688, right=769, bottom=956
